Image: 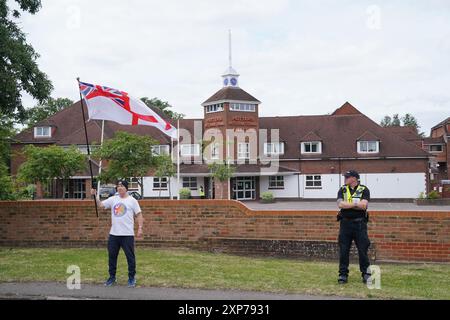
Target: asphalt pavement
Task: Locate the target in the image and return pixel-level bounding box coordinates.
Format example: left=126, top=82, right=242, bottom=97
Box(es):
left=0, top=282, right=353, bottom=300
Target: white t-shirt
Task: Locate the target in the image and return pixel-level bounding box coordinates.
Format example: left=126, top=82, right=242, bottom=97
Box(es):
left=102, top=194, right=142, bottom=236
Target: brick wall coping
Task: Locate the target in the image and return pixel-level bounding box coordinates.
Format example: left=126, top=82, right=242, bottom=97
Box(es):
left=1, top=199, right=449, bottom=218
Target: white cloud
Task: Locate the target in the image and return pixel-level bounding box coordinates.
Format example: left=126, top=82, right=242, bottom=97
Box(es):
left=17, top=0, right=450, bottom=133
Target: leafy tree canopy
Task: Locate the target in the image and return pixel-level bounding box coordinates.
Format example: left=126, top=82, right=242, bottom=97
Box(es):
left=0, top=162, right=16, bottom=200
left=25, top=97, right=73, bottom=127
left=208, top=162, right=234, bottom=183
left=0, top=114, right=17, bottom=165
left=17, top=145, right=86, bottom=184
left=1, top=0, right=53, bottom=122
left=380, top=113, right=424, bottom=136
left=92, top=131, right=158, bottom=183
left=141, top=97, right=185, bottom=120
left=154, top=154, right=176, bottom=179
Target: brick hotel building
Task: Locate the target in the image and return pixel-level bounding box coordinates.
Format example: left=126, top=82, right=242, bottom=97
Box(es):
left=11, top=63, right=447, bottom=201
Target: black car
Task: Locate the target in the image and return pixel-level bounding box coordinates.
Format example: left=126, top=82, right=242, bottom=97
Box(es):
left=129, top=191, right=142, bottom=200
left=99, top=186, right=116, bottom=199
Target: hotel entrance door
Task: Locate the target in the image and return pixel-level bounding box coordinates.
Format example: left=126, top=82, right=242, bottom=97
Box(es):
left=232, top=177, right=256, bottom=200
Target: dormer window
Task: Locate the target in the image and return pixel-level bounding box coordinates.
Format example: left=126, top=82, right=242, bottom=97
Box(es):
left=264, top=142, right=284, bottom=156
left=34, top=126, right=51, bottom=138
left=301, top=141, right=322, bottom=154
left=205, top=104, right=224, bottom=113
left=358, top=141, right=379, bottom=153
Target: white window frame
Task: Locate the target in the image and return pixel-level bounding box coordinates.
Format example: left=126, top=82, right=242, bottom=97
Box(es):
left=211, top=143, right=220, bottom=160
left=264, top=142, right=284, bottom=156
left=301, top=141, right=322, bottom=154
left=182, top=177, right=198, bottom=190
left=230, top=103, right=256, bottom=112
left=305, top=175, right=322, bottom=189
left=152, top=145, right=170, bottom=155
left=205, top=104, right=224, bottom=113
left=238, top=142, right=250, bottom=159
left=357, top=141, right=379, bottom=153
left=128, top=177, right=140, bottom=190
left=268, top=176, right=285, bottom=189
left=180, top=144, right=201, bottom=156
left=153, top=177, right=168, bottom=190
left=34, top=126, right=51, bottom=138
left=429, top=144, right=443, bottom=153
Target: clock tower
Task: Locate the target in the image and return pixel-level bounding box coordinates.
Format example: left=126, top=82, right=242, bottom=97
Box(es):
left=202, top=30, right=261, bottom=157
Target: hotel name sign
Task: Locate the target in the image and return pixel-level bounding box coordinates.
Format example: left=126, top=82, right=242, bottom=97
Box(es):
left=205, top=116, right=257, bottom=129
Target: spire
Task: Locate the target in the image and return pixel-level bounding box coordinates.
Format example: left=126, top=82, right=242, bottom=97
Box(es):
left=228, top=29, right=232, bottom=70
left=222, top=30, right=240, bottom=87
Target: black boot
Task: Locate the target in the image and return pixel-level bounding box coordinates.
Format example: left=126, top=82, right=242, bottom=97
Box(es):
left=338, top=275, right=348, bottom=284
left=362, top=273, right=371, bottom=284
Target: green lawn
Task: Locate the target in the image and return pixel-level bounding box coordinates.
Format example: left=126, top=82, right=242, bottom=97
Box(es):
left=0, top=247, right=449, bottom=299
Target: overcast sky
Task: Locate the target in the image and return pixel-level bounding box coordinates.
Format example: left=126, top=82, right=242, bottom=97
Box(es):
left=17, top=0, right=450, bottom=134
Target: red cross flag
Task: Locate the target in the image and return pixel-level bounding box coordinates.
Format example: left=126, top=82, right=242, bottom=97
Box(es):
left=78, top=81, right=178, bottom=139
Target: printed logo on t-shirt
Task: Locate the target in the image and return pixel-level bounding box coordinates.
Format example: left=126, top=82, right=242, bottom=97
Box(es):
left=113, top=203, right=127, bottom=217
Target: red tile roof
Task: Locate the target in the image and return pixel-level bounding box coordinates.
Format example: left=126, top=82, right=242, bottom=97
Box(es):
left=422, top=136, right=445, bottom=145
left=357, top=131, right=380, bottom=141
left=384, top=126, right=422, bottom=142
left=300, top=131, right=322, bottom=141
left=202, top=87, right=260, bottom=105
left=331, top=102, right=362, bottom=115
left=259, top=111, right=429, bottom=159
left=13, top=101, right=429, bottom=163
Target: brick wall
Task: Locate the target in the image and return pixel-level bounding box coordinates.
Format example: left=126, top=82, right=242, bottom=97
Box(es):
left=0, top=200, right=449, bottom=262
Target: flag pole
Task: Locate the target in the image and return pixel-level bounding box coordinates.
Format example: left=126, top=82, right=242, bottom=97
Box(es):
left=77, top=77, right=99, bottom=218
left=177, top=119, right=180, bottom=200
left=96, top=120, right=105, bottom=200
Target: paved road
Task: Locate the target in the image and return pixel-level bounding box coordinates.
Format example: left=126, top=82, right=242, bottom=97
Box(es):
left=0, top=282, right=352, bottom=300
left=243, top=201, right=450, bottom=211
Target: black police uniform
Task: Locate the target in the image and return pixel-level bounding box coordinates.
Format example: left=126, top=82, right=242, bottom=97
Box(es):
left=337, top=184, right=371, bottom=278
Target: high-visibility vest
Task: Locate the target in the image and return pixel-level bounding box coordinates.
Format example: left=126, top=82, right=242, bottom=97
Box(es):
left=199, top=188, right=205, bottom=197
left=342, top=184, right=366, bottom=203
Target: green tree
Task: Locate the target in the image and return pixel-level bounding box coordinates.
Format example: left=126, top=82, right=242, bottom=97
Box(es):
left=92, top=131, right=158, bottom=196
left=154, top=154, right=176, bottom=199
left=141, top=97, right=185, bottom=120
left=380, top=115, right=392, bottom=127
left=0, top=162, right=16, bottom=200
left=402, top=113, right=424, bottom=136
left=380, top=113, right=424, bottom=136
left=1, top=0, right=53, bottom=122
left=25, top=97, right=73, bottom=127
left=391, top=114, right=401, bottom=126
left=0, top=115, right=17, bottom=166
left=208, top=162, right=235, bottom=199
left=17, top=145, right=86, bottom=199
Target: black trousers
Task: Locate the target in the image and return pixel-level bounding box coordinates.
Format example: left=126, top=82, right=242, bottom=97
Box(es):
left=338, top=219, right=371, bottom=276
left=108, top=235, right=136, bottom=279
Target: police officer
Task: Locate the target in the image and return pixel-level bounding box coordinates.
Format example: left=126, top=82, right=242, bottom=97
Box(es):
left=336, top=170, right=371, bottom=284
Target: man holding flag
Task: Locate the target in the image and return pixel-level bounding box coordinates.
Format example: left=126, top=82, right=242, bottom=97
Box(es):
left=91, top=180, right=143, bottom=287
left=78, top=80, right=178, bottom=287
